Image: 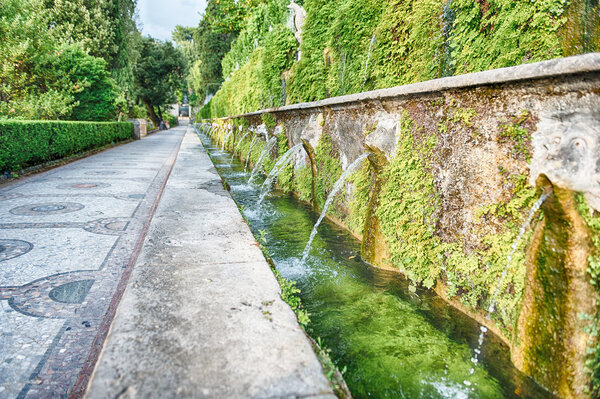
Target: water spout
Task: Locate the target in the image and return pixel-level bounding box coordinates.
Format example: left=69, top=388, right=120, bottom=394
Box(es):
left=248, top=136, right=278, bottom=183
left=301, top=153, right=370, bottom=263
left=222, top=127, right=234, bottom=151
left=232, top=131, right=250, bottom=162
left=361, top=35, right=376, bottom=89
left=257, top=144, right=304, bottom=204
left=245, top=135, right=259, bottom=172
left=470, top=191, right=550, bottom=373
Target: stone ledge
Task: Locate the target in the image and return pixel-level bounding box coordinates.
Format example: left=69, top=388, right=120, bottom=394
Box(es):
left=216, top=53, right=600, bottom=119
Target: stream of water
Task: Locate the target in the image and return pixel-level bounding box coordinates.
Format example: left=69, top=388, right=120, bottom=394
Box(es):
left=197, top=129, right=553, bottom=399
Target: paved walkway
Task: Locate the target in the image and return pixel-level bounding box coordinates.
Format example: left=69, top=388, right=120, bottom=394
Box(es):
left=0, top=124, right=334, bottom=398
left=86, top=127, right=334, bottom=399
left=0, top=126, right=185, bottom=398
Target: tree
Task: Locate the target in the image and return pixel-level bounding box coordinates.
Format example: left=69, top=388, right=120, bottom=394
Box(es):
left=173, top=25, right=198, bottom=72
left=0, top=0, right=137, bottom=120
left=133, top=37, right=186, bottom=126
left=46, top=46, right=118, bottom=121
left=42, top=0, right=140, bottom=103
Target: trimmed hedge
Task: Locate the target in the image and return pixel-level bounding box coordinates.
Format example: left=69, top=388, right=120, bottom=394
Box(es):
left=0, top=120, right=133, bottom=172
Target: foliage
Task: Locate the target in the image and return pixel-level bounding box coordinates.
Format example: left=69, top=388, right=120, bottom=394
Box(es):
left=367, top=111, right=539, bottom=331
left=0, top=0, right=137, bottom=121
left=260, top=26, right=298, bottom=107
left=208, top=48, right=264, bottom=117
left=273, top=269, right=310, bottom=326
left=372, top=0, right=449, bottom=89
left=374, top=113, right=442, bottom=287
left=346, top=159, right=372, bottom=236
left=285, top=0, right=338, bottom=103
left=187, top=0, right=238, bottom=104
left=172, top=25, right=198, bottom=68
left=314, top=132, right=344, bottom=214
left=205, top=21, right=296, bottom=117
left=221, top=0, right=290, bottom=80
left=133, top=37, right=186, bottom=125
left=48, top=46, right=118, bottom=121
left=275, top=129, right=295, bottom=193
left=163, top=113, right=178, bottom=128
left=450, top=0, right=566, bottom=74
left=0, top=120, right=132, bottom=172
left=196, top=0, right=598, bottom=114
left=498, top=110, right=534, bottom=162
left=576, top=194, right=600, bottom=396
left=292, top=166, right=313, bottom=202
left=42, top=0, right=140, bottom=102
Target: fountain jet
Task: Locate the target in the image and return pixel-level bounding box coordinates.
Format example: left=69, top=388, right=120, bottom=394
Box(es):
left=301, top=153, right=370, bottom=263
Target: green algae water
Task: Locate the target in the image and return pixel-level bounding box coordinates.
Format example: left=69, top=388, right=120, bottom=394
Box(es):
left=198, top=132, right=553, bottom=399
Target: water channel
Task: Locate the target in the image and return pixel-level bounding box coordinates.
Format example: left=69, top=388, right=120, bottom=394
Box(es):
left=196, top=130, right=553, bottom=399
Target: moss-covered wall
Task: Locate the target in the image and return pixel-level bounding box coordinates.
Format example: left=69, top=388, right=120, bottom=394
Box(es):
left=205, top=65, right=600, bottom=397
left=200, top=0, right=599, bottom=119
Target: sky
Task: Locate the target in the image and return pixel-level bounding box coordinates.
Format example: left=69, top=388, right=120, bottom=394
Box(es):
left=137, top=0, right=207, bottom=41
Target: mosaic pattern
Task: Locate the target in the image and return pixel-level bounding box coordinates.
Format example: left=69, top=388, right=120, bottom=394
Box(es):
left=0, top=127, right=186, bottom=398
left=49, top=280, right=95, bottom=304
left=102, top=163, right=134, bottom=167
left=56, top=183, right=111, bottom=190
left=0, top=193, right=24, bottom=201
left=0, top=239, right=33, bottom=262
left=5, top=272, right=97, bottom=318
left=84, top=171, right=126, bottom=176
left=10, top=202, right=85, bottom=216
left=83, top=218, right=129, bottom=235
left=0, top=218, right=129, bottom=236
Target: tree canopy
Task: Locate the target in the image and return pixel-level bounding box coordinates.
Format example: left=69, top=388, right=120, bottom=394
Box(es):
left=0, top=0, right=139, bottom=121
left=133, top=37, right=186, bottom=126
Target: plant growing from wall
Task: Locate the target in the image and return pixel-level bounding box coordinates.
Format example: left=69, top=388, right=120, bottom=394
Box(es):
left=374, top=113, right=443, bottom=287
left=314, top=132, right=344, bottom=217
left=450, top=0, right=567, bottom=75
left=576, top=194, right=600, bottom=396
left=346, top=159, right=373, bottom=236
left=293, top=166, right=314, bottom=202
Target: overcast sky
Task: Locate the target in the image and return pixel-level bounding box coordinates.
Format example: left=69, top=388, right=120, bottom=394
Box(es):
left=137, top=0, right=207, bottom=41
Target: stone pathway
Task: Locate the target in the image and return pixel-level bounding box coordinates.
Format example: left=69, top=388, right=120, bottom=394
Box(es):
left=0, top=124, right=334, bottom=399
left=86, top=127, right=334, bottom=398
left=0, top=127, right=185, bottom=398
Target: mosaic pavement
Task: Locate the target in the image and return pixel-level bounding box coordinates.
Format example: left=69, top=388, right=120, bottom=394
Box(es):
left=0, top=127, right=186, bottom=398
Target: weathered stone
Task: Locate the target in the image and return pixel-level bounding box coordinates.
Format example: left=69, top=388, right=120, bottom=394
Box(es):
left=530, top=107, right=600, bottom=212
left=213, top=53, right=600, bottom=398
left=364, top=112, right=398, bottom=161
left=87, top=128, right=334, bottom=399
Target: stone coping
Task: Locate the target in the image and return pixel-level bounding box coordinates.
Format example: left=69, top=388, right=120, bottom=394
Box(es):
left=215, top=53, right=600, bottom=119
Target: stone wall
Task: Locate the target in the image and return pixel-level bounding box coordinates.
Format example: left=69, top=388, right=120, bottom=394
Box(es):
left=205, top=54, right=600, bottom=398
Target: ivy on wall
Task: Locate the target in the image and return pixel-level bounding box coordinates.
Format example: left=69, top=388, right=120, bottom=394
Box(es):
left=201, top=0, right=597, bottom=118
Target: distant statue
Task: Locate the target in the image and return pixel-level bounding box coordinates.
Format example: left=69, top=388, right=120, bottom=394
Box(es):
left=287, top=1, right=306, bottom=46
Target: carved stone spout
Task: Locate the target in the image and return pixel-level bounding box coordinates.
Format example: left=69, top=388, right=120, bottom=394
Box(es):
left=530, top=110, right=600, bottom=212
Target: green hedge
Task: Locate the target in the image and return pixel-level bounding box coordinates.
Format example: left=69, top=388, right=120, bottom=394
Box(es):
left=0, top=120, right=133, bottom=172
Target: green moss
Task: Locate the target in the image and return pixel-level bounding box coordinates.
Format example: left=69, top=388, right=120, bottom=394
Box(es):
left=451, top=107, right=477, bottom=127
left=576, top=194, right=600, bottom=396
left=262, top=113, right=276, bottom=129
left=292, top=166, right=314, bottom=202
left=498, top=110, right=534, bottom=162
left=314, top=132, right=344, bottom=217
left=346, top=158, right=372, bottom=236
left=275, top=130, right=294, bottom=193
left=375, top=112, right=442, bottom=288
left=373, top=111, right=540, bottom=333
